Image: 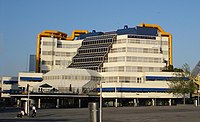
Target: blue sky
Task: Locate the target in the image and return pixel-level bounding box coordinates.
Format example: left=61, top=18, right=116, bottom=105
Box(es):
left=0, top=0, right=200, bottom=77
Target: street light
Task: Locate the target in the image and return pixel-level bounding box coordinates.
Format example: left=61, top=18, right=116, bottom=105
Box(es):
left=27, top=84, right=30, bottom=116
left=100, top=80, right=102, bottom=122
left=27, top=84, right=33, bottom=116
left=198, top=86, right=200, bottom=106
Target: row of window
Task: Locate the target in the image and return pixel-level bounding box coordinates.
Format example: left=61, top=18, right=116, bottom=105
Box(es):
left=114, top=38, right=168, bottom=45
left=42, top=51, right=76, bottom=57
left=103, top=76, right=142, bottom=83
left=127, top=35, right=156, bottom=40
left=57, top=43, right=81, bottom=48
left=42, top=41, right=55, bottom=46
left=55, top=60, right=71, bottom=65
left=42, top=60, right=53, bottom=65
left=74, top=57, right=104, bottom=63
left=3, top=81, right=18, bottom=84
left=85, top=34, right=115, bottom=41
left=101, top=66, right=162, bottom=72
left=43, top=41, right=81, bottom=48
left=126, top=56, right=162, bottom=63
left=107, top=56, right=162, bottom=63
left=111, top=47, right=168, bottom=55
left=78, top=47, right=108, bottom=54
left=42, top=60, right=71, bottom=66
left=55, top=52, right=76, bottom=57
left=83, top=38, right=113, bottom=46
left=43, top=75, right=101, bottom=81
left=42, top=57, right=162, bottom=67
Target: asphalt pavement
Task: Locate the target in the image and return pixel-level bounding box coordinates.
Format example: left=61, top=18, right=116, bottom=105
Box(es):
left=0, top=105, right=200, bottom=122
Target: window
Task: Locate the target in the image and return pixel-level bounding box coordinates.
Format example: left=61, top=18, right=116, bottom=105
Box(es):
left=137, top=77, right=142, bottom=83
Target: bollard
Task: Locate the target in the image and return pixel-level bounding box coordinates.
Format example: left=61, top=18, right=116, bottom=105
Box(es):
left=194, top=100, right=198, bottom=107
left=89, top=102, right=99, bottom=122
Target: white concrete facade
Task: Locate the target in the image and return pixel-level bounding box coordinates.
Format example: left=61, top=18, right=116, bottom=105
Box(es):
left=33, top=68, right=101, bottom=94
left=0, top=76, right=19, bottom=98
left=98, top=34, right=175, bottom=99
left=40, top=37, right=82, bottom=73
left=18, top=72, right=43, bottom=92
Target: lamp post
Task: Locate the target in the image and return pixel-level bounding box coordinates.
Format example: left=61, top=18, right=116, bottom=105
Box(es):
left=100, top=82, right=102, bottom=122
left=27, top=84, right=30, bottom=116
left=198, top=86, right=200, bottom=106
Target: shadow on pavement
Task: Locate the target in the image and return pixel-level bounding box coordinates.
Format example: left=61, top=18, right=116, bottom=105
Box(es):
left=0, top=119, right=71, bottom=122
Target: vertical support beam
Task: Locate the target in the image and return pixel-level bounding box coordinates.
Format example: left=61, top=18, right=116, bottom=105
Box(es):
left=79, top=99, right=81, bottom=108
left=56, top=98, right=59, bottom=108
left=38, top=98, right=41, bottom=108
left=198, top=86, right=200, bottom=106
left=134, top=99, right=137, bottom=107
left=152, top=99, right=155, bottom=106
left=61, top=99, right=63, bottom=107
left=17, top=99, right=20, bottom=107
left=169, top=99, right=171, bottom=106
left=25, top=101, right=28, bottom=114
left=115, top=98, right=118, bottom=107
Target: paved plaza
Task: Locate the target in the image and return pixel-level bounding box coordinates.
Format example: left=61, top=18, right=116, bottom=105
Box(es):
left=0, top=105, right=200, bottom=122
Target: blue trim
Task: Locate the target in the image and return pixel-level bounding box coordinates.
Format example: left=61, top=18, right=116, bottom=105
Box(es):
left=20, top=77, right=42, bottom=81
left=3, top=90, right=11, bottom=93
left=146, top=76, right=172, bottom=81
left=4, top=80, right=18, bottom=84
left=97, top=87, right=170, bottom=92
left=146, top=76, right=189, bottom=81
left=117, top=26, right=158, bottom=36
left=78, top=26, right=158, bottom=40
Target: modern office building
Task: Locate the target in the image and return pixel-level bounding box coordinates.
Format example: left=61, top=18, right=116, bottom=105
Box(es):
left=29, top=54, right=36, bottom=72
left=12, top=23, right=181, bottom=109
left=68, top=24, right=177, bottom=106
left=31, top=23, right=180, bottom=106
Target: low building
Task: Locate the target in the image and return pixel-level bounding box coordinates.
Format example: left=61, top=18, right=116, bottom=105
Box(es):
left=18, top=72, right=43, bottom=92
left=13, top=69, right=101, bottom=109
left=33, top=68, right=101, bottom=94
left=100, top=72, right=181, bottom=106
left=0, top=76, right=20, bottom=107
left=0, top=76, right=19, bottom=98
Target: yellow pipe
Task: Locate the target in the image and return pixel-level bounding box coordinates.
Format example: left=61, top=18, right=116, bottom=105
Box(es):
left=139, top=23, right=165, bottom=33
left=36, top=30, right=88, bottom=73
left=66, top=30, right=89, bottom=40
left=36, top=30, right=68, bottom=72
left=36, top=35, right=41, bottom=73
left=138, top=23, right=173, bottom=66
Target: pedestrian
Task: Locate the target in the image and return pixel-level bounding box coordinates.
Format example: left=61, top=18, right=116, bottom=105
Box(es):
left=31, top=105, right=36, bottom=117
left=17, top=108, right=24, bottom=118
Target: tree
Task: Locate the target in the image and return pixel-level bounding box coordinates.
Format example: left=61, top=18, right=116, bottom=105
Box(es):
left=168, top=63, right=197, bottom=104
